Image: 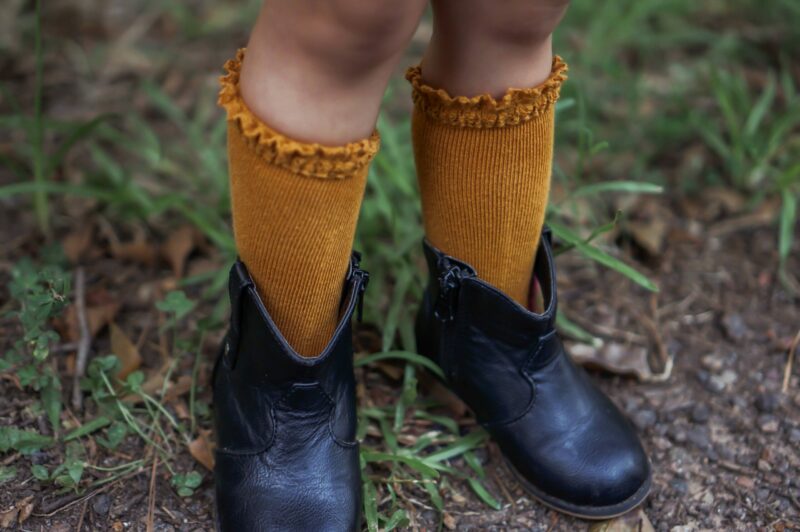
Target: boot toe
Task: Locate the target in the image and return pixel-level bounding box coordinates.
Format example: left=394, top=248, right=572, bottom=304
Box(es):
left=215, top=452, right=361, bottom=531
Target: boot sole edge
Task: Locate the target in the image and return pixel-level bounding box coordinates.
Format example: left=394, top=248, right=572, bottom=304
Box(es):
left=504, top=455, right=653, bottom=520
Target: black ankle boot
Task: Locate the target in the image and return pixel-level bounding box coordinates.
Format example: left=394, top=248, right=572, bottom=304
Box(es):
left=415, top=231, right=651, bottom=519
left=213, top=254, right=369, bottom=531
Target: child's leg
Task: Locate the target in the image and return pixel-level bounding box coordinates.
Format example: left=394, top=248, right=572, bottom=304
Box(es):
left=409, top=0, right=569, bottom=305
left=222, top=0, right=427, bottom=356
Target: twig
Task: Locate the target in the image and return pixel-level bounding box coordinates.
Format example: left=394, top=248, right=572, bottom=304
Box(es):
left=490, top=466, right=515, bottom=509
left=76, top=498, right=88, bottom=532
left=782, top=329, right=800, bottom=393
left=72, top=267, right=91, bottom=411
left=146, top=455, right=158, bottom=532
left=34, top=466, right=145, bottom=516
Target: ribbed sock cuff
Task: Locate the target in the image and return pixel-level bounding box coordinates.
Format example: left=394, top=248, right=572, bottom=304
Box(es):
left=218, top=49, right=380, bottom=179
left=405, top=57, right=567, bottom=129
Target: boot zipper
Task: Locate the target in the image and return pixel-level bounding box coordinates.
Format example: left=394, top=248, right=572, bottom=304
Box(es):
left=434, top=259, right=473, bottom=322
left=351, top=260, right=370, bottom=322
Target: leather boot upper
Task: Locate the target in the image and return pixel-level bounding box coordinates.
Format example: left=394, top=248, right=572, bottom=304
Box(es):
left=213, top=254, right=368, bottom=531
left=415, top=232, right=651, bottom=516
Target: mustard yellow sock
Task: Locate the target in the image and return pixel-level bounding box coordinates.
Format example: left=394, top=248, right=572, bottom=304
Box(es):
left=406, top=58, right=567, bottom=306
left=219, top=50, right=379, bottom=356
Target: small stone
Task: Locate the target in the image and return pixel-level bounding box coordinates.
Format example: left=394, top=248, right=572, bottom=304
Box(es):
left=758, top=459, right=772, bottom=472
left=708, top=369, right=737, bottom=393
left=758, top=415, right=780, bottom=433
left=706, top=377, right=725, bottom=394
left=691, top=404, right=711, bottom=423
left=720, top=369, right=737, bottom=385
left=669, top=427, right=687, bottom=444
left=721, top=313, right=748, bottom=341
left=670, top=478, right=689, bottom=494
left=633, top=409, right=657, bottom=431
left=788, top=428, right=800, bottom=444
left=701, top=355, right=724, bottom=372
left=92, top=494, right=110, bottom=515
left=755, top=392, right=780, bottom=413
left=756, top=488, right=771, bottom=502
left=687, top=427, right=711, bottom=450
left=736, top=476, right=755, bottom=489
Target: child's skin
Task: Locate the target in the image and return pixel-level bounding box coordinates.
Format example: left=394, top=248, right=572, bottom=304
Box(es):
left=240, top=0, right=570, bottom=146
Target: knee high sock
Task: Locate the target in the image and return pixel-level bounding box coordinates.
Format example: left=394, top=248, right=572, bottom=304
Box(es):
left=407, top=58, right=567, bottom=306
left=219, top=50, right=379, bottom=356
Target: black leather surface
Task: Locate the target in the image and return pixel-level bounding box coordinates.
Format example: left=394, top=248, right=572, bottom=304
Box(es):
left=416, top=234, right=651, bottom=514
left=213, top=255, right=366, bottom=531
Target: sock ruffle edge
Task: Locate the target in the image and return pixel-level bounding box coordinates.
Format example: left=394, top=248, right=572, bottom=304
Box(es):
left=405, top=56, right=567, bottom=129
left=219, top=49, right=380, bottom=179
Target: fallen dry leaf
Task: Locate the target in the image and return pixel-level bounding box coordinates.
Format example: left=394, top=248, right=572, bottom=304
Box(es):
left=110, top=323, right=142, bottom=380
left=420, top=373, right=469, bottom=418
left=62, top=224, right=94, bottom=264
left=161, top=225, right=196, bottom=278
left=59, top=301, right=121, bottom=342
left=112, top=239, right=158, bottom=266
left=0, top=508, right=18, bottom=528
left=188, top=431, right=215, bottom=471
left=570, top=341, right=672, bottom=382
left=173, top=399, right=190, bottom=420
left=104, top=224, right=158, bottom=266
left=164, top=375, right=193, bottom=403
left=590, top=508, right=654, bottom=532
left=123, top=368, right=192, bottom=405
left=16, top=496, right=33, bottom=524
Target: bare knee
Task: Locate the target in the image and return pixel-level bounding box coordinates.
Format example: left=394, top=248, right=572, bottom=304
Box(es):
left=301, top=0, right=427, bottom=72
left=480, top=0, right=570, bottom=47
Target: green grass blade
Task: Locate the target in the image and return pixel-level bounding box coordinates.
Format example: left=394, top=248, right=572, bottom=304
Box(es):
left=354, top=351, right=445, bottom=380
left=569, top=181, right=663, bottom=198
left=425, top=430, right=488, bottom=464
left=363, top=480, right=379, bottom=532
left=744, top=75, right=776, bottom=138
left=44, top=114, right=114, bottom=178
left=361, top=451, right=439, bottom=478
left=556, top=312, right=602, bottom=346
left=549, top=222, right=659, bottom=292
left=63, top=416, right=112, bottom=442
left=466, top=477, right=503, bottom=510
left=383, top=509, right=409, bottom=531
left=778, top=188, right=797, bottom=265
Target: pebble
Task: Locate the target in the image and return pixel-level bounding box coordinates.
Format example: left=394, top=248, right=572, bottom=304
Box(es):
left=701, top=354, right=724, bottom=372
left=670, top=478, right=689, bottom=494
left=632, top=409, right=657, bottom=431
left=687, top=427, right=712, bottom=450
left=708, top=370, right=737, bottom=393
left=721, top=313, right=748, bottom=341
left=755, top=392, right=780, bottom=413
left=669, top=426, right=687, bottom=444
left=758, top=415, right=780, bottom=433
left=788, top=427, right=800, bottom=444
left=736, top=476, right=755, bottom=489
left=691, top=403, right=711, bottom=423
left=93, top=494, right=111, bottom=515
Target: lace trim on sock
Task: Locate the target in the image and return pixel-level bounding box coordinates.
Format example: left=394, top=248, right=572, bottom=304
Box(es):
left=405, top=56, right=567, bottom=129
left=218, top=49, right=380, bottom=179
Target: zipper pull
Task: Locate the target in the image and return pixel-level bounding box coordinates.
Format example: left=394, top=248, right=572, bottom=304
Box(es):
left=354, top=269, right=369, bottom=322
left=434, top=262, right=461, bottom=322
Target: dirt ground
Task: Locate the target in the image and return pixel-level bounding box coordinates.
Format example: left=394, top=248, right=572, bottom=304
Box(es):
left=2, top=195, right=799, bottom=531
left=2, top=1, right=800, bottom=531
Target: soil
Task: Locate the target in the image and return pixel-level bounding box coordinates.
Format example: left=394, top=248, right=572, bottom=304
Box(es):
left=2, top=197, right=798, bottom=531
left=1, top=1, right=799, bottom=530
